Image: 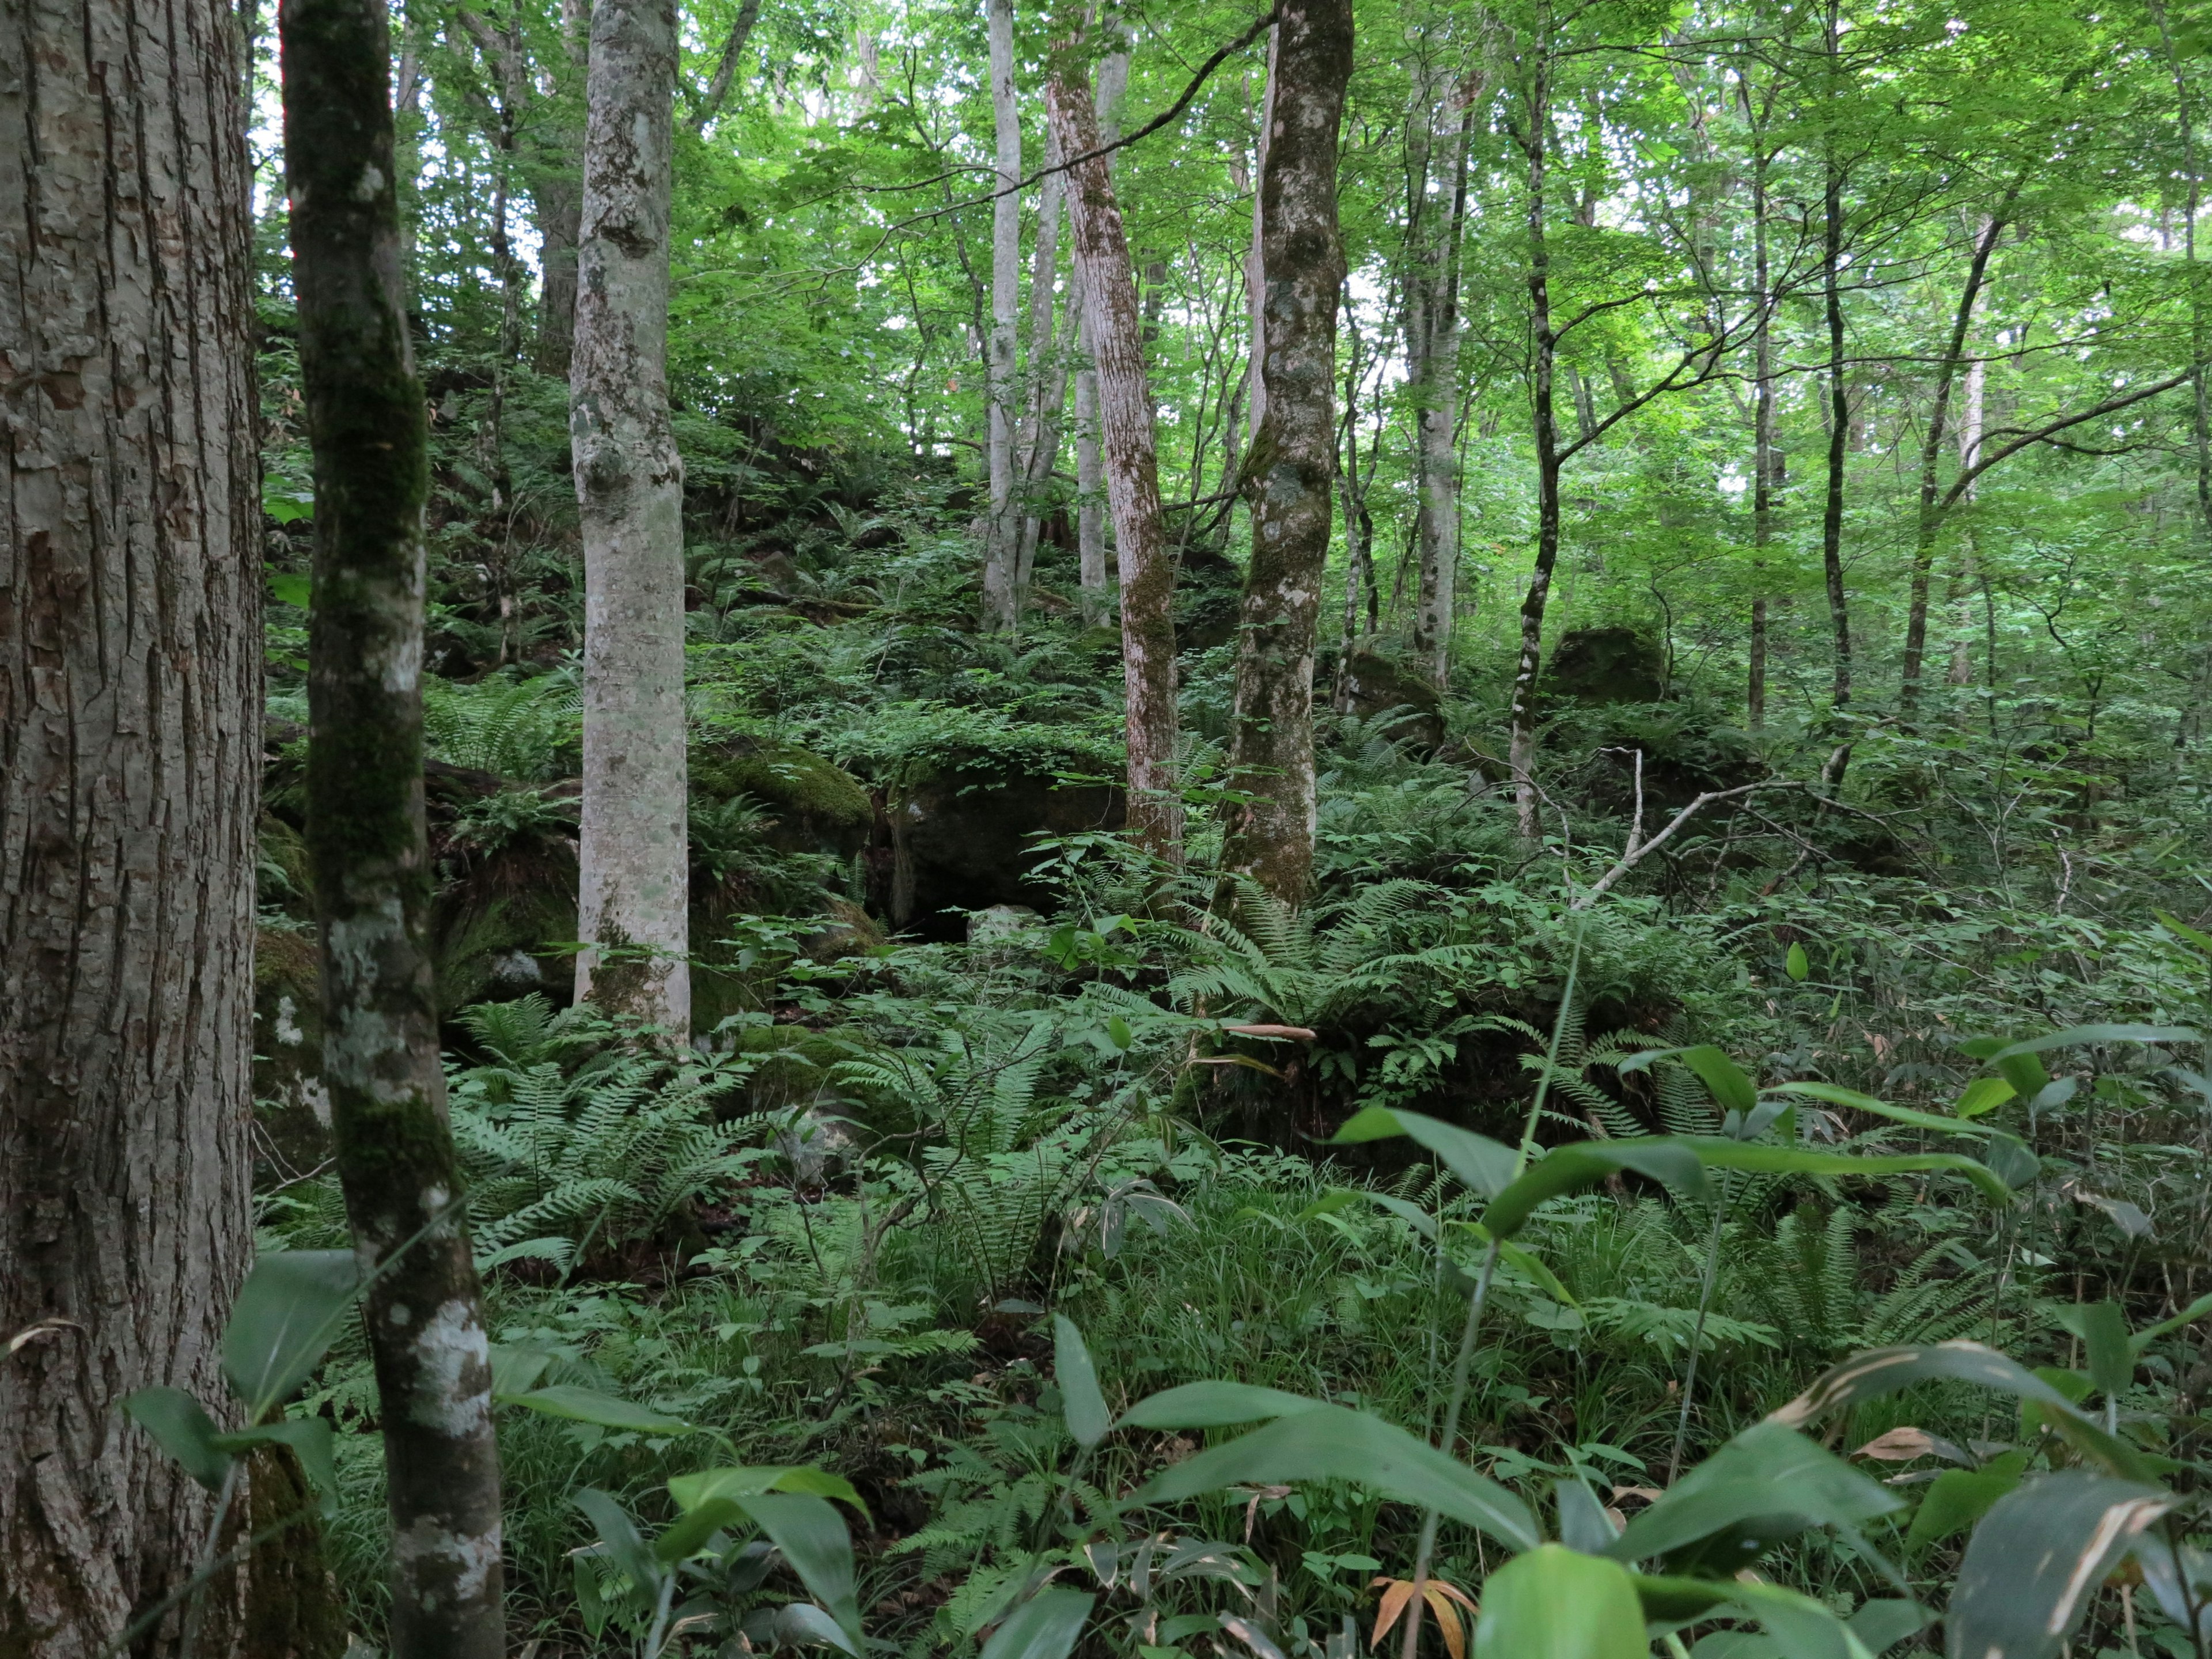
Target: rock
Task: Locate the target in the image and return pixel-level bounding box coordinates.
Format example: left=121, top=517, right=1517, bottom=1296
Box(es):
left=692, top=734, right=873, bottom=862
left=772, top=1106, right=862, bottom=1187
left=484, top=949, right=545, bottom=993
left=1543, top=626, right=1666, bottom=704
left=1336, top=651, right=1446, bottom=751
left=890, top=767, right=1123, bottom=939
left=967, top=904, right=1040, bottom=953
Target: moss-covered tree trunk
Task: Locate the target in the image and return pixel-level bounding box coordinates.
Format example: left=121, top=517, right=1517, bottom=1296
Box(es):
left=281, top=0, right=505, bottom=1652
left=1220, top=0, right=1353, bottom=904
left=1048, top=41, right=1183, bottom=863
left=980, top=0, right=1022, bottom=631
left=0, top=0, right=257, bottom=1642
left=571, top=0, right=691, bottom=1028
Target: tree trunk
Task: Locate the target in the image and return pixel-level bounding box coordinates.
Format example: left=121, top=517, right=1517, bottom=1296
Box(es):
left=1071, top=46, right=1127, bottom=627
left=1820, top=6, right=1852, bottom=711
left=1899, top=203, right=2008, bottom=719
left=572, top=0, right=690, bottom=1027
left=281, top=0, right=507, bottom=1654
left=1744, top=68, right=1773, bottom=729
left=1243, top=32, right=1279, bottom=442
left=532, top=0, right=591, bottom=381
left=0, top=0, right=257, bottom=1644
left=1508, top=8, right=1559, bottom=841
left=1407, top=70, right=1474, bottom=687
left=1220, top=0, right=1353, bottom=905
left=1048, top=51, right=1183, bottom=863
left=980, top=0, right=1022, bottom=630
left=691, top=0, right=764, bottom=132
left=1014, top=126, right=1068, bottom=597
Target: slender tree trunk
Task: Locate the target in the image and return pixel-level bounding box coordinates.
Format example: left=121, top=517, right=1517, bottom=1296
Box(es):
left=691, top=0, right=764, bottom=132
left=1407, top=70, right=1474, bottom=686
left=282, top=0, right=506, bottom=1653
left=1048, top=50, right=1183, bottom=862
left=1334, top=285, right=1377, bottom=713
left=1946, top=338, right=1984, bottom=691
left=1509, top=10, right=1559, bottom=840
left=980, top=0, right=1022, bottom=629
left=532, top=0, right=592, bottom=380
left=1899, top=203, right=2008, bottom=719
left=1071, top=47, right=1127, bottom=626
left=1014, top=126, right=1067, bottom=596
left=1820, top=6, right=1852, bottom=711
left=0, top=0, right=257, bottom=1642
left=1744, top=70, right=1773, bottom=729
left=2153, top=0, right=2211, bottom=746
left=1221, top=0, right=1353, bottom=904
left=572, top=0, right=690, bottom=1027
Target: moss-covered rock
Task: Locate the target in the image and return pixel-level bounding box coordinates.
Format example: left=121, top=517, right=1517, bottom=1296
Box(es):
left=1337, top=651, right=1446, bottom=752
left=891, top=767, right=1123, bottom=938
left=692, top=735, right=873, bottom=860
left=1543, top=626, right=1666, bottom=704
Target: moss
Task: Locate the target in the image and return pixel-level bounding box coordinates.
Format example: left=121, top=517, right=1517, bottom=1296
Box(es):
left=692, top=737, right=871, bottom=826
left=240, top=1447, right=347, bottom=1659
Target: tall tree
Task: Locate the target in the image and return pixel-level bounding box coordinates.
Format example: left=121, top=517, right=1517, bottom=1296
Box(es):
left=1221, top=0, right=1354, bottom=903
left=532, top=0, right=593, bottom=380
left=1071, top=44, right=1130, bottom=627
left=980, top=0, right=1023, bottom=630
left=1405, top=52, right=1475, bottom=688
left=1741, top=55, right=1778, bottom=729
left=282, top=0, right=506, bottom=1652
left=1818, top=0, right=1854, bottom=712
left=1, top=0, right=257, bottom=1642
left=1048, top=31, right=1183, bottom=863
left=572, top=0, right=691, bottom=1027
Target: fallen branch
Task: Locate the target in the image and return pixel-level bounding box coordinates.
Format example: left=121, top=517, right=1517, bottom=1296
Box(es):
left=1571, top=749, right=1826, bottom=911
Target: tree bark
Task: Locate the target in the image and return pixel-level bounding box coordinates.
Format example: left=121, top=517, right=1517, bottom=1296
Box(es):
left=281, top=0, right=506, bottom=1653
left=1508, top=5, right=1559, bottom=840
left=691, top=0, right=764, bottom=132
left=1899, top=202, right=2008, bottom=719
left=0, top=0, right=257, bottom=1644
left=1014, top=126, right=1067, bottom=597
left=572, top=0, right=690, bottom=1027
left=1220, top=0, right=1352, bottom=905
left=1071, top=46, right=1127, bottom=627
left=531, top=0, right=592, bottom=380
left=1819, top=3, right=1853, bottom=711
left=1407, top=71, right=1474, bottom=688
left=1048, top=50, right=1183, bottom=863
left=980, top=0, right=1022, bottom=630
left=1743, top=66, right=1774, bottom=729
left=1243, top=32, right=1279, bottom=442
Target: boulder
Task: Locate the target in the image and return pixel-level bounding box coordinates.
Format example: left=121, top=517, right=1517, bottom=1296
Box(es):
left=1336, top=651, right=1446, bottom=751
left=1543, top=626, right=1665, bottom=704
left=692, top=735, right=873, bottom=862
left=891, top=767, right=1123, bottom=938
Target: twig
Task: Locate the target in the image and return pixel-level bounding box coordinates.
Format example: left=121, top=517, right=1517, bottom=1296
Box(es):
left=1572, top=775, right=1810, bottom=910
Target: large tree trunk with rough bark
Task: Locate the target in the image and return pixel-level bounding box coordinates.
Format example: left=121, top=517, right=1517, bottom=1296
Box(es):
left=1048, top=51, right=1183, bottom=863
left=980, top=0, right=1022, bottom=630
left=0, top=0, right=258, bottom=1645
left=282, top=0, right=507, bottom=1653
left=572, top=0, right=691, bottom=1028
left=1221, top=0, right=1353, bottom=904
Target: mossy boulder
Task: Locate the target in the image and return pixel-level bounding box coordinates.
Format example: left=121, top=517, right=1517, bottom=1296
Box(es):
left=1543, top=626, right=1666, bottom=704
left=890, top=767, right=1123, bottom=938
left=1336, top=651, right=1446, bottom=752
left=693, top=735, right=873, bottom=861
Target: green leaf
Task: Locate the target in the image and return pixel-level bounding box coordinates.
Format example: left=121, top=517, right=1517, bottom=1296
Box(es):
left=122, top=1387, right=234, bottom=1491
left=771, top=1603, right=862, bottom=1655
left=1952, top=1077, right=2016, bottom=1119
left=1767, top=1082, right=1991, bottom=1138
left=1676, top=1138, right=2012, bottom=1207
left=743, top=1491, right=862, bottom=1642
left=1904, top=1453, right=2028, bottom=1555
left=1471, top=1544, right=1646, bottom=1659
left=668, top=1464, right=868, bottom=1518
left=1785, top=942, right=1810, bottom=982
left=1768, top=1340, right=2087, bottom=1429
left=2052, top=1302, right=2134, bottom=1399
left=1480, top=1141, right=1711, bottom=1240
left=1617, top=1046, right=1756, bottom=1114
left=509, top=1384, right=690, bottom=1433
left=1607, top=1421, right=1899, bottom=1569
left=214, top=1416, right=339, bottom=1509
left=487, top=1342, right=555, bottom=1398
left=1990, top=1024, right=2198, bottom=1057
left=1949, top=1472, right=2174, bottom=1659
left=1118, top=1381, right=1327, bottom=1430
left=1134, top=1403, right=1541, bottom=1552
left=2130, top=1290, right=2212, bottom=1357
left=654, top=1497, right=746, bottom=1563
left=222, top=1250, right=361, bottom=1415
left=979, top=1587, right=1095, bottom=1659
left=1716, top=1578, right=1877, bottom=1659
left=266, top=566, right=313, bottom=603
left=1329, top=1107, right=1519, bottom=1198
left=2154, top=910, right=2212, bottom=957
left=574, top=1487, right=663, bottom=1593
left=1053, top=1316, right=1111, bottom=1448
